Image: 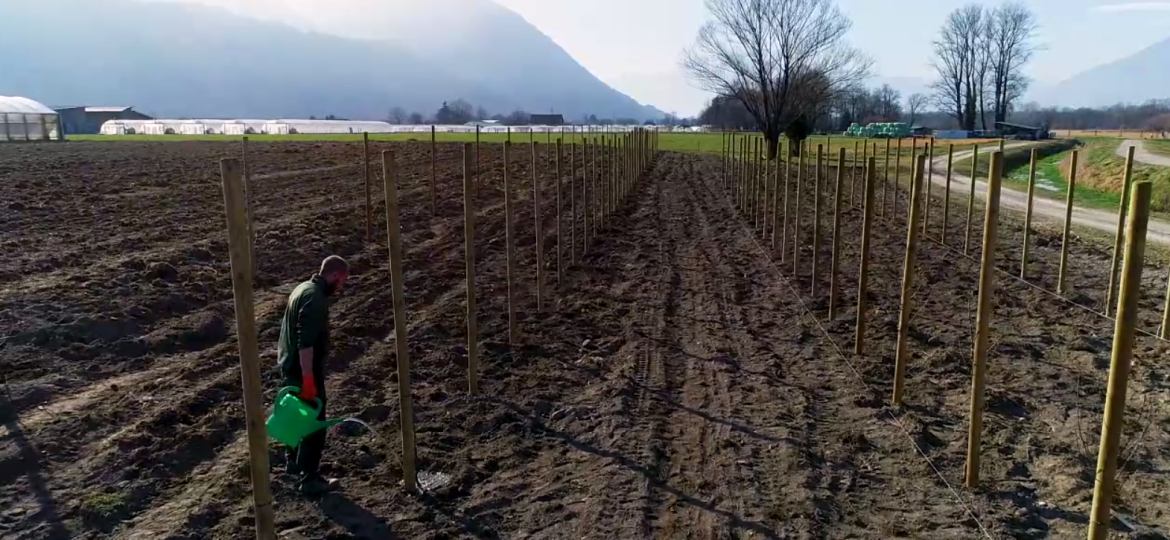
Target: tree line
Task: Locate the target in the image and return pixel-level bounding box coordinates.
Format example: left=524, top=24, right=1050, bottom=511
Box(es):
left=685, top=0, right=1045, bottom=154
left=384, top=100, right=665, bottom=126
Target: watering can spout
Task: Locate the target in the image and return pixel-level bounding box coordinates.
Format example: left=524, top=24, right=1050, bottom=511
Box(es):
left=321, top=418, right=347, bottom=429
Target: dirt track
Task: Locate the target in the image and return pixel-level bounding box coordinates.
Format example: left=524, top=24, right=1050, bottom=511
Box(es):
left=2, top=142, right=1170, bottom=539
left=932, top=143, right=1170, bottom=244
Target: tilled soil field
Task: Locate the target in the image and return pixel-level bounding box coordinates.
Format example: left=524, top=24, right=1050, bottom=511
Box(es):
left=1, top=141, right=1168, bottom=540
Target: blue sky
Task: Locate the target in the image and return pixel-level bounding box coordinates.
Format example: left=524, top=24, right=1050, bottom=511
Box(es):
left=497, top=0, right=1170, bottom=116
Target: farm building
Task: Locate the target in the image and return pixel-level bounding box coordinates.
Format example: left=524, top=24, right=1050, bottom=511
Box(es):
left=529, top=114, right=565, bottom=126
left=99, top=119, right=399, bottom=135
left=0, top=95, right=62, bottom=142
left=54, top=106, right=152, bottom=135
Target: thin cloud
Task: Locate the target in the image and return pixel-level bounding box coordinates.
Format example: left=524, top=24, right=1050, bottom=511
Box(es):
left=1093, top=1, right=1170, bottom=12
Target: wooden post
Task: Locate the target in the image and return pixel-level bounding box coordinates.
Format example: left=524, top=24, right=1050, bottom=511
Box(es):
left=1162, top=258, right=1170, bottom=338
left=533, top=142, right=544, bottom=311
left=1058, top=151, right=1079, bottom=294
left=754, top=138, right=762, bottom=231
left=590, top=139, right=597, bottom=243
left=964, top=144, right=980, bottom=255
left=882, top=138, right=892, bottom=218
left=503, top=143, right=518, bottom=345
left=571, top=138, right=578, bottom=266
left=942, top=144, right=954, bottom=245
left=430, top=126, right=437, bottom=215
left=241, top=137, right=255, bottom=266
left=923, top=140, right=933, bottom=235
left=829, top=148, right=845, bottom=319
left=856, top=139, right=865, bottom=206
left=771, top=141, right=782, bottom=250
left=964, top=151, right=1005, bottom=488
left=794, top=142, right=804, bottom=274
left=892, top=138, right=903, bottom=220
left=1087, top=182, right=1152, bottom=540
left=812, top=144, right=823, bottom=296
left=462, top=145, right=479, bottom=396
left=363, top=132, right=372, bottom=239
left=1105, top=146, right=1136, bottom=316
left=475, top=126, right=481, bottom=199
left=218, top=158, right=275, bottom=540
left=892, top=155, right=928, bottom=406
left=556, top=139, right=563, bottom=284
left=855, top=157, right=877, bottom=356
left=781, top=146, right=790, bottom=260
left=380, top=150, right=418, bottom=493
left=1021, top=149, right=1039, bottom=279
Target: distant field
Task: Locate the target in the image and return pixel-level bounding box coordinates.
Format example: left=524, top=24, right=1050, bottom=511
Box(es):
left=1054, top=129, right=1164, bottom=140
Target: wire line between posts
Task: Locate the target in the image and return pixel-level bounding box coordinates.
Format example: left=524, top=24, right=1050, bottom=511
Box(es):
left=921, top=233, right=1168, bottom=344
left=698, top=164, right=993, bottom=540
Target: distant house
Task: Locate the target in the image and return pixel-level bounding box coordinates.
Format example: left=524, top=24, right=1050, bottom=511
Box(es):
left=995, top=121, right=1049, bottom=141
left=54, top=106, right=152, bottom=135
left=529, top=113, right=564, bottom=126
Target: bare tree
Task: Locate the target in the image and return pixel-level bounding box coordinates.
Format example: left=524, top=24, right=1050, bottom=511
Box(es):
left=987, top=3, right=1039, bottom=125
left=683, top=0, right=869, bottom=158
left=408, top=112, right=424, bottom=125
left=873, top=84, right=902, bottom=121
left=906, top=93, right=928, bottom=126
left=931, top=5, right=984, bottom=131
left=388, top=107, right=408, bottom=124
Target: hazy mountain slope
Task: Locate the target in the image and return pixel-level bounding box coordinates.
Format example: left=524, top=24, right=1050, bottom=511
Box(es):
left=0, top=0, right=662, bottom=120
left=1037, top=36, right=1170, bottom=107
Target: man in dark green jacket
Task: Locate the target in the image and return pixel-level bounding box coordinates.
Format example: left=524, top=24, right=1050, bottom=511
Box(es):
left=278, top=255, right=348, bottom=495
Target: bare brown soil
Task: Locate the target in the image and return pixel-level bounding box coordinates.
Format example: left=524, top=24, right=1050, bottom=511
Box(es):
left=1, top=141, right=1168, bottom=539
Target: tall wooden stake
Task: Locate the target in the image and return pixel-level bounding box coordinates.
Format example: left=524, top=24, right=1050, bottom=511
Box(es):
left=1163, top=263, right=1170, bottom=339
left=363, top=132, right=372, bottom=239
left=812, top=144, right=823, bottom=296
left=794, top=142, right=804, bottom=274
left=571, top=138, right=578, bottom=266
left=556, top=139, right=564, bottom=284
left=462, top=144, right=479, bottom=396
left=1087, top=181, right=1152, bottom=540
left=892, top=138, right=903, bottom=220
left=852, top=140, right=860, bottom=207
left=1058, top=151, right=1079, bottom=294
left=882, top=138, right=892, bottom=218
left=533, top=142, right=544, bottom=311
left=942, top=144, right=954, bottom=245
left=381, top=150, right=418, bottom=492
left=1021, top=148, right=1039, bottom=279
left=430, top=126, right=437, bottom=215
left=503, top=143, right=518, bottom=345
left=219, top=158, right=275, bottom=540
left=781, top=145, right=790, bottom=260
left=923, top=140, right=933, bottom=234
left=1105, top=146, right=1136, bottom=316
left=892, top=155, right=927, bottom=406
left=829, top=148, right=845, bottom=319
left=964, top=151, right=1004, bottom=487
left=241, top=137, right=255, bottom=266
left=855, top=157, right=877, bottom=356
left=964, top=144, right=980, bottom=255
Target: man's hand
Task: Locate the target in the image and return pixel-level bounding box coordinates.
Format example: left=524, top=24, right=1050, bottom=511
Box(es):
left=299, top=374, right=318, bottom=402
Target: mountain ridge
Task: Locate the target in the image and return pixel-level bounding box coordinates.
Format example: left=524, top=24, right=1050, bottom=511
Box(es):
left=0, top=0, right=663, bottom=121
left=1035, top=36, right=1170, bottom=107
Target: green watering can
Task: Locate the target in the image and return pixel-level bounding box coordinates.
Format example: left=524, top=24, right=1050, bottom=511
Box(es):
left=266, top=386, right=348, bottom=448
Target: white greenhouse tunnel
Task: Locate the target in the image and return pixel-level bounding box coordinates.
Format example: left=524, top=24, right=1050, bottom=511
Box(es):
left=0, top=96, right=62, bottom=142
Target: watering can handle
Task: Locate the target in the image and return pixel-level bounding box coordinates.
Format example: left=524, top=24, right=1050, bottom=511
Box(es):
left=275, top=386, right=324, bottom=413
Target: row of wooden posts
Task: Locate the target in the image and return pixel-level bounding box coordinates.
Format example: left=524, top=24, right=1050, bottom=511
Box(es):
left=724, top=134, right=1170, bottom=338
left=221, top=129, right=660, bottom=539
left=720, top=132, right=1156, bottom=540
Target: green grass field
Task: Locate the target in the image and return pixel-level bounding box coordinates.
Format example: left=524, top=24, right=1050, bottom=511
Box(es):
left=66, top=132, right=996, bottom=164
left=1148, top=139, right=1170, bottom=158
